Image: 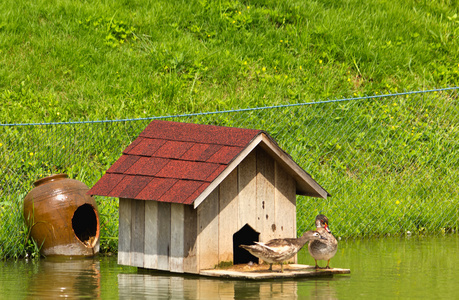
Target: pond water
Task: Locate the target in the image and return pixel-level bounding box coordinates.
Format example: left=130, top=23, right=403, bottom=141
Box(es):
left=1, top=234, right=458, bottom=299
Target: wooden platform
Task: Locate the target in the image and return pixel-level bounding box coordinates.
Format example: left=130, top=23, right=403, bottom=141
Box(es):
left=199, top=264, right=350, bottom=280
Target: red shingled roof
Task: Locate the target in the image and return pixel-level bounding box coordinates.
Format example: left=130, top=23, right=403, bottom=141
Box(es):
left=88, top=120, right=263, bottom=205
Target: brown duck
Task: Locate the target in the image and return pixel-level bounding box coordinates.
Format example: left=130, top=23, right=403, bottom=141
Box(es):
left=239, top=230, right=327, bottom=272
left=308, top=214, right=338, bottom=269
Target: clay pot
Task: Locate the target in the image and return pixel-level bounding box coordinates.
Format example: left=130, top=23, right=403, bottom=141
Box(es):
left=23, top=174, right=100, bottom=256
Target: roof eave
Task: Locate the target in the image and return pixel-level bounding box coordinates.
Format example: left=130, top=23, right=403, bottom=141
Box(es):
left=193, top=134, right=264, bottom=209
left=193, top=133, right=329, bottom=209
left=258, top=134, right=330, bottom=199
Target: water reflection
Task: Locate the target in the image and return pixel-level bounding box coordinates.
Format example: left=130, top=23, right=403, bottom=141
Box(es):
left=26, top=257, right=100, bottom=299
left=118, top=271, right=304, bottom=299
left=308, top=278, right=339, bottom=300
left=2, top=235, right=459, bottom=299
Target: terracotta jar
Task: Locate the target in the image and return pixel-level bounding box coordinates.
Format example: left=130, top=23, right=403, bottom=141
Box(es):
left=23, top=174, right=100, bottom=256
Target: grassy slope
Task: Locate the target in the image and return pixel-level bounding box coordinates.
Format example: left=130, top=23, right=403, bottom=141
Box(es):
left=0, top=0, right=458, bottom=124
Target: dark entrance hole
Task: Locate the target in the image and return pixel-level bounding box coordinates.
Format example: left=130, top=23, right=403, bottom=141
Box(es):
left=72, top=204, right=98, bottom=247
left=233, top=223, right=260, bottom=265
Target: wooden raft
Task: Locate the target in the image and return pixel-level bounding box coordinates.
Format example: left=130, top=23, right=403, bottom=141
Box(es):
left=199, top=264, right=350, bottom=280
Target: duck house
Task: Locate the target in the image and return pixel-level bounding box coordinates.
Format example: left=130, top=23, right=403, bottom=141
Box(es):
left=88, top=120, right=330, bottom=275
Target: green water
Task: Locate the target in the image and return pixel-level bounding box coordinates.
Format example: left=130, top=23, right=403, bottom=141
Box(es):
left=1, top=235, right=458, bottom=299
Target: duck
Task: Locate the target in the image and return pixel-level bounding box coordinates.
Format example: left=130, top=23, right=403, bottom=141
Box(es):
left=308, top=214, right=338, bottom=269
left=239, top=230, right=327, bottom=272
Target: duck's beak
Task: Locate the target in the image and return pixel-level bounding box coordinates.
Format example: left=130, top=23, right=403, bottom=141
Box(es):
left=320, top=235, right=327, bottom=240
left=324, top=224, right=332, bottom=233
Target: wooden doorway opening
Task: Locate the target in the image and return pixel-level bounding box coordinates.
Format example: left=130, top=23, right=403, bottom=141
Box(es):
left=233, top=224, right=259, bottom=265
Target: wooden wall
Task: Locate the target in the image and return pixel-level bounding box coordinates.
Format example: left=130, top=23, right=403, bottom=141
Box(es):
left=196, top=147, right=297, bottom=270
left=118, top=146, right=297, bottom=273
left=118, top=199, right=197, bottom=273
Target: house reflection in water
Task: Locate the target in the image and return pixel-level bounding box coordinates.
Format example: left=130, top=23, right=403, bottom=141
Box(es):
left=118, top=271, right=339, bottom=299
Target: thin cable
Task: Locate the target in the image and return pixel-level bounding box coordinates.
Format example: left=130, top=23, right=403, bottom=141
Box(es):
left=1, top=86, right=457, bottom=127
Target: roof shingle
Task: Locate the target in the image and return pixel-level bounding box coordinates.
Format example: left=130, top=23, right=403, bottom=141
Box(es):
left=88, top=120, right=262, bottom=204
left=126, top=138, right=166, bottom=156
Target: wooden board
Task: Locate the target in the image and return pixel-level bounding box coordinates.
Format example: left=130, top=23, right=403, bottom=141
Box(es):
left=130, top=199, right=145, bottom=268
left=218, top=168, right=239, bottom=263
left=144, top=200, right=158, bottom=269
left=274, top=161, right=296, bottom=242
left=197, top=189, right=219, bottom=270
left=183, top=205, right=198, bottom=273
left=157, top=202, right=171, bottom=271
left=200, top=264, right=350, bottom=280
left=237, top=151, right=257, bottom=229
left=118, top=198, right=132, bottom=266
left=256, top=147, right=276, bottom=242
left=170, top=203, right=185, bottom=273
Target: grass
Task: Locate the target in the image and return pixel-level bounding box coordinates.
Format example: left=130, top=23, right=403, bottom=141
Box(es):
left=1, top=0, right=459, bottom=258
left=0, top=0, right=458, bottom=123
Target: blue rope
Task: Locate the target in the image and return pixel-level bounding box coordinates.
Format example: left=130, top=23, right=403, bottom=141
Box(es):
left=1, top=86, right=458, bottom=127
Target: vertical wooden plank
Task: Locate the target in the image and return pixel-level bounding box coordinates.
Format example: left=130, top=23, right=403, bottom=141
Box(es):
left=218, top=168, right=239, bottom=263
left=238, top=151, right=257, bottom=230
left=130, top=199, right=145, bottom=268
left=256, top=147, right=276, bottom=242
left=144, top=200, right=158, bottom=269
left=170, top=203, right=185, bottom=273
left=118, top=198, right=131, bottom=266
left=197, top=189, right=219, bottom=271
left=274, top=161, right=297, bottom=245
left=183, top=205, right=198, bottom=274
left=157, top=202, right=171, bottom=271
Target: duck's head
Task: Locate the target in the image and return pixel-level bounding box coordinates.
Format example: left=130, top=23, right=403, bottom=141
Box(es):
left=303, top=230, right=327, bottom=240
left=315, top=214, right=332, bottom=233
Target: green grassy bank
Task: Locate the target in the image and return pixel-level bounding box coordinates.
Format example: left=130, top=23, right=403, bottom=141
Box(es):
left=0, top=0, right=458, bottom=123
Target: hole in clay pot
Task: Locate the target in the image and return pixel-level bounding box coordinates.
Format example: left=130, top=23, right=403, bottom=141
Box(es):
left=72, top=204, right=98, bottom=248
